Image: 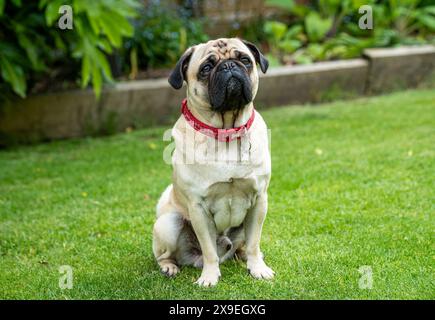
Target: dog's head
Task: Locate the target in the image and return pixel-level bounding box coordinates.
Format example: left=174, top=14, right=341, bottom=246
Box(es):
left=168, top=38, right=268, bottom=113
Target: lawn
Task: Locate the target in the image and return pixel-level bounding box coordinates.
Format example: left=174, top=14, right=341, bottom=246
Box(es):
left=0, top=88, right=434, bottom=299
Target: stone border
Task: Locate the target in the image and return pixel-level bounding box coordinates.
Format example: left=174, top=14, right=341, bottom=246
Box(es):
left=1, top=45, right=434, bottom=145
left=363, top=45, right=435, bottom=94
left=256, top=59, right=368, bottom=107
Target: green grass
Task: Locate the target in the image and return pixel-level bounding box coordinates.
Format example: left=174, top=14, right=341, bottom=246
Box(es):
left=0, top=89, right=434, bottom=299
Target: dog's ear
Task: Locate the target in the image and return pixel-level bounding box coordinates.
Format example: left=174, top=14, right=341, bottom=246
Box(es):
left=241, top=40, right=269, bottom=74
left=168, top=47, right=194, bottom=89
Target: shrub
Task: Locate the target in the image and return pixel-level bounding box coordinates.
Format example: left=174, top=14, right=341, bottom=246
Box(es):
left=264, top=0, right=435, bottom=65
left=0, top=0, right=139, bottom=99
left=122, top=0, right=208, bottom=79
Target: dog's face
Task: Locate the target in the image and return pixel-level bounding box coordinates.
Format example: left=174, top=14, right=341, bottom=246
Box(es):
left=168, top=38, right=268, bottom=113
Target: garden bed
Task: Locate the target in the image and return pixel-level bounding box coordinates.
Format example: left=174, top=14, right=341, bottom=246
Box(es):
left=1, top=45, right=434, bottom=145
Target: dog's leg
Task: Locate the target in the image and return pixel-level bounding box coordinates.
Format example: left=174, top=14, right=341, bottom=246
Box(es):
left=189, top=202, right=221, bottom=287
left=153, top=186, right=184, bottom=277
left=244, top=194, right=275, bottom=280
left=220, top=226, right=245, bottom=263
left=153, top=211, right=183, bottom=276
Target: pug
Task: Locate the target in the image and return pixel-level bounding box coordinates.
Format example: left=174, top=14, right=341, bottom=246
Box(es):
left=152, top=38, right=273, bottom=287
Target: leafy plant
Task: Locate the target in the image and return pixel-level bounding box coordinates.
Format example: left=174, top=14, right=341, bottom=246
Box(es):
left=264, top=21, right=303, bottom=61
left=264, top=0, right=435, bottom=65
left=0, top=0, right=139, bottom=99
left=305, top=11, right=334, bottom=42
left=123, top=1, right=208, bottom=79
left=0, top=1, right=50, bottom=98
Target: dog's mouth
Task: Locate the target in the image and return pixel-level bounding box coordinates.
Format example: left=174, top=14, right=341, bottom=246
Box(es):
left=209, top=60, right=252, bottom=112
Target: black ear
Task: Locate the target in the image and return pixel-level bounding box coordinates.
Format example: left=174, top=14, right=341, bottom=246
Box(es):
left=241, top=40, right=269, bottom=74
left=168, top=47, right=194, bottom=89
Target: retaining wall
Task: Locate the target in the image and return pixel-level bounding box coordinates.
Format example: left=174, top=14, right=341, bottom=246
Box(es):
left=0, top=45, right=434, bottom=145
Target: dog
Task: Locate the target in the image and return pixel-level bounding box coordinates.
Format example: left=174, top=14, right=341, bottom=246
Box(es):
left=152, top=38, right=273, bottom=287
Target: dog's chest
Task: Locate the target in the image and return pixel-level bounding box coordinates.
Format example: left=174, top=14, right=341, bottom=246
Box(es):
left=204, top=178, right=257, bottom=233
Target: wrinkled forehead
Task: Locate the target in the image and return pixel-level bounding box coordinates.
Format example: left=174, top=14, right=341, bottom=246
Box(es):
left=191, top=38, right=252, bottom=66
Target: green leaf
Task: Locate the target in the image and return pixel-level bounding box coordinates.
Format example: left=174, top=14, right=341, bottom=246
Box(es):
left=81, top=55, right=91, bottom=88
left=325, top=45, right=349, bottom=59
left=0, top=0, right=5, bottom=16
left=305, top=12, right=334, bottom=42
left=38, top=0, right=50, bottom=9
left=417, top=14, right=435, bottom=31
left=306, top=43, right=326, bottom=60
left=0, top=56, right=26, bottom=97
left=319, top=0, right=341, bottom=15
left=87, top=12, right=101, bottom=35
left=423, top=6, right=435, bottom=15
left=91, top=64, right=102, bottom=99
left=284, top=25, right=304, bottom=40
left=16, top=32, right=45, bottom=71
left=292, top=4, right=310, bottom=18
left=99, top=15, right=123, bottom=47
left=264, top=21, right=288, bottom=41
left=106, top=11, right=134, bottom=37
left=45, top=1, right=60, bottom=26
left=95, top=50, right=113, bottom=81
left=278, top=39, right=302, bottom=53
left=294, top=53, right=313, bottom=65
left=11, top=0, right=22, bottom=6
left=72, top=0, right=94, bottom=13
left=97, top=38, right=113, bottom=54
left=53, top=32, right=67, bottom=51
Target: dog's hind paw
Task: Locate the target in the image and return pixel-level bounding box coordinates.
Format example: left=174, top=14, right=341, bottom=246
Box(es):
left=159, top=261, right=180, bottom=277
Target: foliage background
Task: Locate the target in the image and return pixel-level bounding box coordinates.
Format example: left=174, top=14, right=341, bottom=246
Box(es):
left=264, top=0, right=435, bottom=65
left=0, top=0, right=434, bottom=99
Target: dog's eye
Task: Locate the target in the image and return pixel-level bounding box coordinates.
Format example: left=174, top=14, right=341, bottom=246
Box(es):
left=201, top=64, right=212, bottom=74
left=240, top=57, right=251, bottom=66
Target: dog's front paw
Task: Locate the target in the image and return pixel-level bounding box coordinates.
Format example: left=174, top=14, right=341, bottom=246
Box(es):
left=195, top=267, right=221, bottom=287
left=247, top=260, right=275, bottom=280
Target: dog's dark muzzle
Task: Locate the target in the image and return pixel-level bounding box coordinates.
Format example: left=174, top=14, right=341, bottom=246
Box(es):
left=209, top=60, right=252, bottom=112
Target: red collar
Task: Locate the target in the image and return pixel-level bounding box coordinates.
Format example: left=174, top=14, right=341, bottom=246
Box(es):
left=181, top=99, right=255, bottom=142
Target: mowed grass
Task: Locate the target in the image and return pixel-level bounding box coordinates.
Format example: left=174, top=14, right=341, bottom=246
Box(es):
left=0, top=89, right=434, bottom=300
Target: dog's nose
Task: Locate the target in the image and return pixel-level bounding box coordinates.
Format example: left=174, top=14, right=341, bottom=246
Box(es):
left=219, top=61, right=236, bottom=72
